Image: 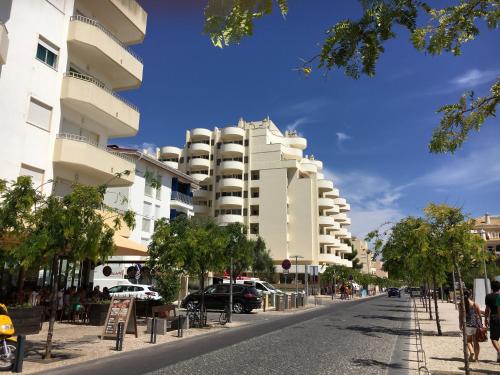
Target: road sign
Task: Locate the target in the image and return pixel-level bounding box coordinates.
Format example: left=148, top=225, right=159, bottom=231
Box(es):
left=283, top=269, right=289, bottom=275
left=282, top=259, right=291, bottom=270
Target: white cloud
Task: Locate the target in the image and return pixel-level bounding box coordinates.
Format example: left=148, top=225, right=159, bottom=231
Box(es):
left=125, top=142, right=159, bottom=156
left=451, top=69, right=498, bottom=89
left=336, top=132, right=351, bottom=142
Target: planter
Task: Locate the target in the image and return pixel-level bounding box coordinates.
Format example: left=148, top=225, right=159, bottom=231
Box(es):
left=88, top=303, right=110, bottom=326
left=9, top=306, right=43, bottom=335
left=135, top=300, right=163, bottom=318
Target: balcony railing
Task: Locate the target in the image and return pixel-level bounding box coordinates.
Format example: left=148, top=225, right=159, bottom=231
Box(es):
left=70, top=15, right=143, bottom=63
left=171, top=191, right=193, bottom=205
left=56, top=133, right=135, bottom=163
left=64, top=71, right=139, bottom=112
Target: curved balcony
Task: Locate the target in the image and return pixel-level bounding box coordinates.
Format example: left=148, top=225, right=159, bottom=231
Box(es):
left=217, top=196, right=244, bottom=208
left=312, top=160, right=323, bottom=171
left=221, top=127, right=245, bottom=140
left=338, top=243, right=352, bottom=253
left=325, top=222, right=341, bottom=231
left=342, top=217, right=352, bottom=226
left=61, top=72, right=139, bottom=137
left=286, top=136, right=307, bottom=150
left=160, top=146, right=181, bottom=159
left=53, top=133, right=135, bottom=187
left=194, top=204, right=209, bottom=215
left=76, top=0, right=147, bottom=44
left=163, top=161, right=178, bottom=169
left=217, top=214, right=244, bottom=225
left=325, top=188, right=340, bottom=199
left=334, top=213, right=348, bottom=222
left=340, top=203, right=350, bottom=213
left=300, top=161, right=317, bottom=174
left=318, top=179, right=333, bottom=192
left=219, top=178, right=243, bottom=191
left=190, top=142, right=211, bottom=155
left=318, top=253, right=343, bottom=265
left=189, top=157, right=210, bottom=169
left=191, top=173, right=209, bottom=182
left=319, top=235, right=340, bottom=246
left=334, top=198, right=347, bottom=207
left=220, top=143, right=244, bottom=157
left=0, top=22, right=8, bottom=65
left=318, top=216, right=336, bottom=227
left=190, top=128, right=212, bottom=140
left=219, top=160, right=244, bottom=174
left=336, top=228, right=350, bottom=238
left=282, top=146, right=303, bottom=161
left=67, top=16, right=143, bottom=91
left=193, top=189, right=210, bottom=199
left=318, top=198, right=335, bottom=209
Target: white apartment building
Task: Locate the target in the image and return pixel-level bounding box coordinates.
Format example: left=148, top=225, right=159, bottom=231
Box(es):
left=161, top=118, right=353, bottom=274
left=93, top=148, right=198, bottom=288
left=0, top=0, right=147, bottom=196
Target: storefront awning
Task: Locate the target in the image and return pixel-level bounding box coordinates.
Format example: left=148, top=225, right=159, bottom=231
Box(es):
left=113, top=235, right=148, bottom=256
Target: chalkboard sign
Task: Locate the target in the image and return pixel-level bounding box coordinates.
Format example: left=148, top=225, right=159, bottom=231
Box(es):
left=101, top=297, right=137, bottom=339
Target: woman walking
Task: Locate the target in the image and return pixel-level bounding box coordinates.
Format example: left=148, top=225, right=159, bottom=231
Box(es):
left=459, top=290, right=483, bottom=362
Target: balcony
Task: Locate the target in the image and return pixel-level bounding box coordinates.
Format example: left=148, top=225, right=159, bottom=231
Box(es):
left=340, top=203, right=351, bottom=213
left=282, top=146, right=303, bottom=161
left=67, top=16, right=143, bottom=91
left=53, top=133, right=135, bottom=186
left=163, top=161, right=178, bottom=169
left=300, top=161, right=317, bottom=174
left=334, top=198, right=347, bottom=207
left=194, top=204, right=209, bottom=215
left=190, top=142, right=211, bottom=155
left=220, top=143, right=244, bottom=157
left=217, top=196, right=243, bottom=208
left=312, top=160, right=323, bottom=171
left=217, top=214, right=244, bottom=225
left=325, top=188, right=340, bottom=199
left=160, top=146, right=181, bottom=159
left=193, top=189, right=210, bottom=199
left=318, top=216, right=336, bottom=227
left=0, top=22, right=8, bottom=65
left=190, top=128, right=212, bottom=140
left=221, top=127, right=245, bottom=140
left=318, top=179, right=333, bottom=192
left=76, top=0, right=147, bottom=44
left=318, top=253, right=343, bottom=265
left=334, top=213, right=348, bottom=222
left=219, top=160, right=244, bottom=174
left=191, top=173, right=209, bottom=182
left=324, top=205, right=340, bottom=215
left=219, top=178, right=243, bottom=191
left=319, top=235, right=341, bottom=246
left=189, top=157, right=210, bottom=169
left=61, top=72, right=139, bottom=137
left=318, top=198, right=335, bottom=209
left=338, top=243, right=352, bottom=253
left=171, top=191, right=193, bottom=208
left=286, top=136, right=307, bottom=150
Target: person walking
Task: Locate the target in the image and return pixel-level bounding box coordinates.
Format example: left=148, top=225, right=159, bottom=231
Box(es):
left=459, top=290, right=483, bottom=362
left=485, top=280, right=500, bottom=362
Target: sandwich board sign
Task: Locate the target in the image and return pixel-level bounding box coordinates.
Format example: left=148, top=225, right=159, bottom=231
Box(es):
left=101, top=296, right=138, bottom=339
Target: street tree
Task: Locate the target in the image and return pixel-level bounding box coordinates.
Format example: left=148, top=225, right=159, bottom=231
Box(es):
left=204, top=0, right=499, bottom=153
left=251, top=236, right=274, bottom=280
left=224, top=223, right=253, bottom=282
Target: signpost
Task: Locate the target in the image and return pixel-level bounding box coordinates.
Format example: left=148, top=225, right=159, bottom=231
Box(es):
left=282, top=259, right=291, bottom=287
left=102, top=297, right=138, bottom=340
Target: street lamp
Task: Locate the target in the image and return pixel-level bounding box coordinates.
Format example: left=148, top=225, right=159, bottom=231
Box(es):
left=290, top=255, right=304, bottom=295
left=479, top=229, right=490, bottom=294
left=228, top=235, right=237, bottom=323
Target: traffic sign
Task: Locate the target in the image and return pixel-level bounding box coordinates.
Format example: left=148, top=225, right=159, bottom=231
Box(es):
left=282, top=259, right=291, bottom=270
left=283, top=269, right=289, bottom=275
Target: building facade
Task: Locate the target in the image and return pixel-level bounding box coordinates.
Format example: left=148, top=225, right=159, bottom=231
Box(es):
left=0, top=0, right=147, bottom=196
left=474, top=213, right=500, bottom=256
left=161, top=118, right=353, bottom=273
left=352, top=238, right=376, bottom=275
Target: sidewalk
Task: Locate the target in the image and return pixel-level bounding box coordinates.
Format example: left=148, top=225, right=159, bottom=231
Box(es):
left=415, top=298, right=500, bottom=374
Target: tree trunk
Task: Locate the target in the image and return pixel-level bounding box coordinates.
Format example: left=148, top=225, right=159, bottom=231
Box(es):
left=422, top=285, right=427, bottom=311
left=44, top=255, right=59, bottom=359
left=199, top=273, right=205, bottom=327
left=16, top=266, right=26, bottom=304
left=432, top=272, right=442, bottom=336
left=453, top=256, right=470, bottom=375
left=427, top=281, right=433, bottom=320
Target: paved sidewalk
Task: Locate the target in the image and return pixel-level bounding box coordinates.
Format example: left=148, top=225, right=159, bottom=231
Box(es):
left=416, top=298, right=500, bottom=374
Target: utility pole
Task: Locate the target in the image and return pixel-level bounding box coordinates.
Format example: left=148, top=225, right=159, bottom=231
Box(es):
left=291, top=255, right=304, bottom=295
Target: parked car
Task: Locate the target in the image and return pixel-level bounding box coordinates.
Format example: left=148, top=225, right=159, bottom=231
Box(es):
left=108, top=284, right=161, bottom=300
left=223, top=279, right=283, bottom=295
left=387, top=287, right=401, bottom=298
left=181, top=284, right=262, bottom=313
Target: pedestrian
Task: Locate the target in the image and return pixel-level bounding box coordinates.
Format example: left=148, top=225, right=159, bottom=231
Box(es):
left=485, top=280, right=500, bottom=362
left=459, top=289, right=482, bottom=362
left=339, top=284, right=345, bottom=300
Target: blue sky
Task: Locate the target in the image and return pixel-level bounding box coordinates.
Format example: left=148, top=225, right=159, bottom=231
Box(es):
left=121, top=1, right=500, bottom=237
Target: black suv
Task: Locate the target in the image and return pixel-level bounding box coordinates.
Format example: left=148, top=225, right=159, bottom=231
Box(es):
left=181, top=284, right=262, bottom=313
left=387, top=287, right=401, bottom=298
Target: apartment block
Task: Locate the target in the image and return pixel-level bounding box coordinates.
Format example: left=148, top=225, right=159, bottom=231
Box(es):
left=161, top=118, right=353, bottom=272
left=0, top=0, right=147, bottom=195
left=474, top=213, right=500, bottom=256
left=352, top=238, right=376, bottom=275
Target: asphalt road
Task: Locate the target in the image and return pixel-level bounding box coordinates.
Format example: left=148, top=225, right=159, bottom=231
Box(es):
left=45, top=294, right=413, bottom=375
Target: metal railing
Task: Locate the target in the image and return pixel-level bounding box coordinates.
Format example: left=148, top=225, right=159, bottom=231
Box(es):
left=412, top=297, right=430, bottom=374
left=70, top=15, right=142, bottom=62
left=64, top=71, right=139, bottom=112
left=171, top=191, right=193, bottom=205
left=56, top=133, right=136, bottom=163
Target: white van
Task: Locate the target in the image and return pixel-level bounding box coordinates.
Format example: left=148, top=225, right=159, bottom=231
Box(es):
left=223, top=279, right=282, bottom=294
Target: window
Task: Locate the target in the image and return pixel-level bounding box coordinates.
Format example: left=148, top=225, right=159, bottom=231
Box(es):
left=250, top=205, right=259, bottom=216
left=244, top=140, right=249, bottom=146
left=251, top=188, right=260, bottom=198
left=244, top=156, right=248, bottom=163
left=19, top=164, right=44, bottom=188
left=250, top=223, right=259, bottom=235
left=27, top=98, right=52, bottom=131
left=142, top=218, right=151, bottom=232
left=155, top=175, right=162, bottom=200
left=251, top=170, right=260, bottom=180
left=155, top=205, right=161, bottom=219
left=496, top=245, right=500, bottom=254
left=244, top=191, right=248, bottom=198
left=36, top=38, right=58, bottom=68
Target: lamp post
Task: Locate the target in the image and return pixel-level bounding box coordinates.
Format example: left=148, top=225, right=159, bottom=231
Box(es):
left=228, top=236, right=237, bottom=323
left=291, top=255, right=304, bottom=295
left=479, top=229, right=490, bottom=294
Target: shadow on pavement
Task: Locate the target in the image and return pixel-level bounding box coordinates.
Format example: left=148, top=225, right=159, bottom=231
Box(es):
left=344, top=325, right=413, bottom=339
left=351, top=358, right=410, bottom=370
left=353, top=314, right=411, bottom=322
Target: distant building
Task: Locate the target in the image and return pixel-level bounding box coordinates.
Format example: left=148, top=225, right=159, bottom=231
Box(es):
left=474, top=213, right=500, bottom=256
left=352, top=238, right=376, bottom=275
